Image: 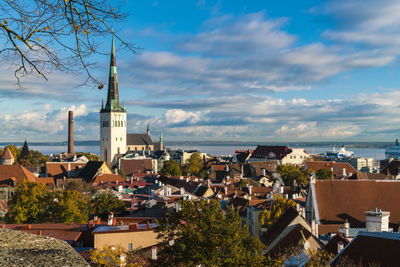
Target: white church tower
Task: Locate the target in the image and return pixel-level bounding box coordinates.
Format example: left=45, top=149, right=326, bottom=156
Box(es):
left=100, top=38, right=127, bottom=166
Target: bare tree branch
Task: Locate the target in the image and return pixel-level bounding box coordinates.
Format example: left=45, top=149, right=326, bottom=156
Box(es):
left=0, top=0, right=137, bottom=88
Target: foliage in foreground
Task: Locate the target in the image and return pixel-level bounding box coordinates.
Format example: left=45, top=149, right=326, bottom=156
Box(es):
left=155, top=199, right=265, bottom=266
left=5, top=180, right=88, bottom=223
left=277, top=164, right=310, bottom=185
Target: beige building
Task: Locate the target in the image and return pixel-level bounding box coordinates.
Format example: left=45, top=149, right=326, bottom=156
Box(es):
left=281, top=148, right=310, bottom=165
left=93, top=223, right=160, bottom=251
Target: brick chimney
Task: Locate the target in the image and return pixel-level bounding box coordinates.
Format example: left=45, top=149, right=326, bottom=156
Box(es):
left=129, top=223, right=138, bottom=231
left=68, top=110, right=74, bottom=154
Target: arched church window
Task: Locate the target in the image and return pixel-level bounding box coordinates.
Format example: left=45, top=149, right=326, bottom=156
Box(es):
left=120, top=121, right=123, bottom=127
left=116, top=137, right=118, bottom=141
left=120, top=137, right=122, bottom=141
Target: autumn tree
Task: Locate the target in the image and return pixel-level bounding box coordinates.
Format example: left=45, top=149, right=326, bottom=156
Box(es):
left=184, top=152, right=204, bottom=176
left=160, top=160, right=182, bottom=177
left=259, top=193, right=296, bottom=228
left=155, top=199, right=265, bottom=266
left=5, top=180, right=89, bottom=223
left=51, top=190, right=89, bottom=223
left=0, top=0, right=137, bottom=86
left=5, top=180, right=52, bottom=223
left=277, top=164, right=309, bottom=185
left=90, top=245, right=146, bottom=267
left=316, top=168, right=333, bottom=180
left=91, top=192, right=126, bottom=219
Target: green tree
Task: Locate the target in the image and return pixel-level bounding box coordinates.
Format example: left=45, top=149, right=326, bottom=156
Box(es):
left=259, top=193, right=296, bottom=228
left=184, top=152, right=204, bottom=175
left=160, top=160, right=182, bottom=177
left=52, top=190, right=89, bottom=223
left=315, top=168, right=333, bottom=180
left=5, top=180, right=51, bottom=223
left=277, top=164, right=309, bottom=185
left=156, top=199, right=265, bottom=266
left=20, top=150, right=50, bottom=166
left=91, top=192, right=126, bottom=219
left=77, top=152, right=100, bottom=161
left=6, top=180, right=90, bottom=223
left=305, top=249, right=334, bottom=267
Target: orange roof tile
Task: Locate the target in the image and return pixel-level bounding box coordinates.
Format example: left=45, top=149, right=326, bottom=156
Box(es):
left=1, top=146, right=14, bottom=160
left=0, top=164, right=36, bottom=183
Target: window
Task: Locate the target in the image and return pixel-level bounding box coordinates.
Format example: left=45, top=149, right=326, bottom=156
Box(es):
left=116, top=137, right=118, bottom=141
left=120, top=137, right=122, bottom=141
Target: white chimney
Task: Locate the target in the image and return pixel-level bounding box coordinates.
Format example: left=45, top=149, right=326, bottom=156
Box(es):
left=280, top=186, right=284, bottom=194
left=311, top=219, right=318, bottom=236
left=169, top=239, right=174, bottom=246
left=180, top=187, right=185, bottom=195
left=365, top=208, right=390, bottom=232
left=166, top=187, right=171, bottom=196
left=224, top=187, right=227, bottom=195
left=67, top=163, right=71, bottom=177
left=261, top=168, right=266, bottom=176
left=344, top=220, right=350, bottom=237
left=151, top=246, right=157, bottom=260
left=107, top=212, right=114, bottom=226
left=248, top=185, right=253, bottom=195
left=337, top=241, right=344, bottom=253
left=342, top=168, right=346, bottom=177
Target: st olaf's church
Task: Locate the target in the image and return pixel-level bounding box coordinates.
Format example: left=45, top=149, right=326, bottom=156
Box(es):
left=100, top=39, right=163, bottom=166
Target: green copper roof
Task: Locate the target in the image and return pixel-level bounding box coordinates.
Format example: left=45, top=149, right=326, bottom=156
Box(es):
left=101, top=37, right=125, bottom=113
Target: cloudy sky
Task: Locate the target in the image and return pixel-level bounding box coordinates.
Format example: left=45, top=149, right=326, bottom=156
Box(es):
left=2, top=0, right=400, bottom=142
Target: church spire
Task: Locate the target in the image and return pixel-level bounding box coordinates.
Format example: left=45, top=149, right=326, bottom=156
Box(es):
left=102, top=37, right=125, bottom=112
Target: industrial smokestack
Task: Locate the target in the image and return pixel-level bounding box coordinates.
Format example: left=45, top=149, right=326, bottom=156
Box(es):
left=68, top=110, right=74, bottom=154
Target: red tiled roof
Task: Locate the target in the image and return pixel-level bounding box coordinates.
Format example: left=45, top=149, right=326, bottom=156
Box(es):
left=315, top=180, right=400, bottom=228
left=46, top=162, right=86, bottom=178
left=306, top=161, right=357, bottom=178
left=35, top=177, right=55, bottom=187
left=23, top=229, right=82, bottom=244
left=93, top=174, right=124, bottom=184
left=0, top=164, right=37, bottom=183
left=1, top=146, right=14, bottom=160
left=210, top=164, right=228, bottom=171
left=120, top=159, right=153, bottom=176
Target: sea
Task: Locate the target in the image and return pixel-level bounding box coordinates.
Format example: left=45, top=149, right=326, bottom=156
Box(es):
left=28, top=145, right=386, bottom=160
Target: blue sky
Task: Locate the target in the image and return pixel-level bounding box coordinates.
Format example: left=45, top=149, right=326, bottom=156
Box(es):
left=1, top=0, right=400, bottom=142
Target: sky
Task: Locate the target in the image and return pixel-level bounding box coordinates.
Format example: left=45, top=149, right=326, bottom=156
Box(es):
left=1, top=0, right=400, bottom=142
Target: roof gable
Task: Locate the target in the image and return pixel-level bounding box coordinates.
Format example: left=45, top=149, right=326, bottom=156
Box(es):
left=251, top=146, right=292, bottom=160
left=1, top=146, right=14, bottom=160
left=127, top=134, right=153, bottom=146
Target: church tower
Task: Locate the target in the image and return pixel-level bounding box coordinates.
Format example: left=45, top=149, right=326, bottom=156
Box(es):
left=100, top=38, right=127, bottom=166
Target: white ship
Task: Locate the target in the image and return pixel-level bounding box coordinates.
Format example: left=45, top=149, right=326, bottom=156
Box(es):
left=326, top=146, right=354, bottom=159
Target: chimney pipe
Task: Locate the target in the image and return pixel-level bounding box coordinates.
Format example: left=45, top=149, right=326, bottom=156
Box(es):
left=68, top=110, right=74, bottom=154
left=151, top=246, right=157, bottom=260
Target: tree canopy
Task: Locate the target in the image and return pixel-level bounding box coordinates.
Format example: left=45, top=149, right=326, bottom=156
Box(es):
left=277, top=164, right=310, bottom=186
left=160, top=160, right=182, bottom=177
left=155, top=199, right=265, bottom=266
left=315, top=168, right=333, bottom=180
left=259, top=193, right=296, bottom=228
left=91, top=192, right=126, bottom=219
left=0, top=0, right=137, bottom=86
left=5, top=180, right=89, bottom=223
left=184, top=152, right=204, bottom=176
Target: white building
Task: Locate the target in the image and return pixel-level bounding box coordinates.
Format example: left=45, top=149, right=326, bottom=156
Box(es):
left=385, top=139, right=400, bottom=160
left=100, top=38, right=127, bottom=166
left=281, top=148, right=310, bottom=165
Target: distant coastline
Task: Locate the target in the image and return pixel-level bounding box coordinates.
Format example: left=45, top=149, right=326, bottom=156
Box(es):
left=0, top=140, right=394, bottom=149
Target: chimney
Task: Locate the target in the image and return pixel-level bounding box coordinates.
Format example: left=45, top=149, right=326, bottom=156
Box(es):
left=129, top=223, right=138, bottom=231
left=168, top=239, right=174, bottom=246
left=280, top=186, right=284, bottom=194
left=180, top=187, right=185, bottom=195
left=151, top=246, right=157, bottom=260
left=107, top=212, right=114, bottom=226
left=114, top=168, right=118, bottom=175
left=38, top=230, right=42, bottom=236
left=67, top=163, right=71, bottom=178
left=365, top=208, right=390, bottom=232
left=146, top=221, right=150, bottom=229
left=337, top=241, right=344, bottom=253
left=68, top=110, right=74, bottom=154
left=248, top=185, right=253, bottom=195
left=342, top=168, right=346, bottom=177
left=224, top=186, right=228, bottom=195
left=344, top=220, right=350, bottom=237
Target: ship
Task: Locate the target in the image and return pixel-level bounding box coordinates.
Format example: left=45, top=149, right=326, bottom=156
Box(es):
left=326, top=145, right=354, bottom=159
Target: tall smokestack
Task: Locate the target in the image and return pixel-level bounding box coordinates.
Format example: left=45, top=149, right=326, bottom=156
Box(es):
left=68, top=110, right=74, bottom=154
